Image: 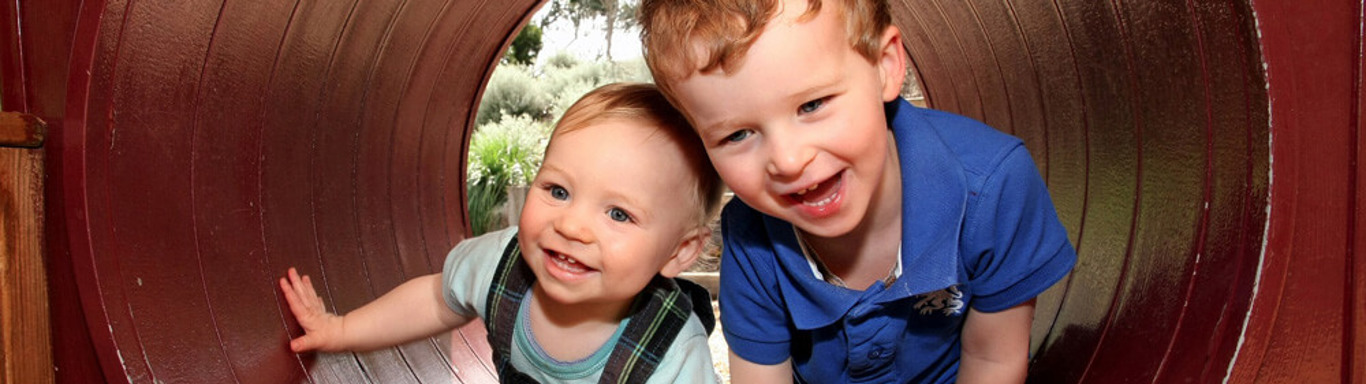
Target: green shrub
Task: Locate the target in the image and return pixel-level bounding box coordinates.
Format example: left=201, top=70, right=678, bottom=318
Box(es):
left=467, top=114, right=551, bottom=235
left=476, top=65, right=552, bottom=126
left=544, top=51, right=580, bottom=69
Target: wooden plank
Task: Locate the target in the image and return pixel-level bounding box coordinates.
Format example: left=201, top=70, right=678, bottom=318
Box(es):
left=1, top=146, right=52, bottom=384
left=0, top=112, right=45, bottom=148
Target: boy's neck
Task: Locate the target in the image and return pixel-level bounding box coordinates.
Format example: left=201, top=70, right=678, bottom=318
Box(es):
left=801, top=133, right=903, bottom=290
left=526, top=283, right=632, bottom=361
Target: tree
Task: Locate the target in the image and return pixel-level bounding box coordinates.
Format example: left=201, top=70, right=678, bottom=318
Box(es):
left=539, top=0, right=635, bottom=62
left=505, top=24, right=543, bottom=66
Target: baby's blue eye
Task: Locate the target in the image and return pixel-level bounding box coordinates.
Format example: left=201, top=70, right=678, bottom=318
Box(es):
left=549, top=185, right=569, bottom=200
left=799, top=98, right=825, bottom=114
left=724, top=130, right=752, bottom=143
left=608, top=207, right=632, bottom=223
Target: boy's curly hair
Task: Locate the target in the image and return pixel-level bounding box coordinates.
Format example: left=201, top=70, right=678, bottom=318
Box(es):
left=639, top=0, right=892, bottom=99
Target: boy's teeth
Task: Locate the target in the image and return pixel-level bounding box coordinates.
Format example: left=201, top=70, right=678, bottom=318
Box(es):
left=802, top=193, right=837, bottom=207
left=796, top=185, right=818, bottom=195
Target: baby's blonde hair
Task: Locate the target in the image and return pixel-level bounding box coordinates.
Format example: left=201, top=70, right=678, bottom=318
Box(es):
left=550, top=83, right=725, bottom=227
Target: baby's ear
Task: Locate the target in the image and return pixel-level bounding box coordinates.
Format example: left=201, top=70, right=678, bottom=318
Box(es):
left=660, top=226, right=711, bottom=278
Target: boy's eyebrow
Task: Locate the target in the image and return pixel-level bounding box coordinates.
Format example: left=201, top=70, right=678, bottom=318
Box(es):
left=790, top=73, right=841, bottom=103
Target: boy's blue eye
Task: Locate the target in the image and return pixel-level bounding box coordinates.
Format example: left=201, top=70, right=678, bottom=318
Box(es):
left=799, top=98, right=825, bottom=114
left=608, top=207, right=633, bottom=223
left=724, top=130, right=752, bottom=143
left=549, top=185, right=569, bottom=200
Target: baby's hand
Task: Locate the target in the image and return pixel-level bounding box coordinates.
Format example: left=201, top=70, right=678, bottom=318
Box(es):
left=279, top=268, right=346, bottom=352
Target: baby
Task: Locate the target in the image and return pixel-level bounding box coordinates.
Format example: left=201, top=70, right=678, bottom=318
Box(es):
left=280, top=82, right=725, bottom=383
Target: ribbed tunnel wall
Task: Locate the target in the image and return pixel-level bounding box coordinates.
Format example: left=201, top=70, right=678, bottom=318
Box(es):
left=2, top=0, right=1361, bottom=383
left=894, top=2, right=1271, bottom=382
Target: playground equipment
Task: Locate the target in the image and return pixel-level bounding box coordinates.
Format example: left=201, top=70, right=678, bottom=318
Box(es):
left=1, top=0, right=1360, bottom=382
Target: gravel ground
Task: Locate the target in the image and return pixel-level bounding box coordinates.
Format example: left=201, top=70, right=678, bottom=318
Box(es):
left=707, top=300, right=731, bottom=383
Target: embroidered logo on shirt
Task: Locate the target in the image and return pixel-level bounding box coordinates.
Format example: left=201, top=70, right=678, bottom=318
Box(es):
left=913, top=285, right=964, bottom=315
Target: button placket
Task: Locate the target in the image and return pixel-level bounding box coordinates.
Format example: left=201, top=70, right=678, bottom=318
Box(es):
left=844, top=303, right=897, bottom=378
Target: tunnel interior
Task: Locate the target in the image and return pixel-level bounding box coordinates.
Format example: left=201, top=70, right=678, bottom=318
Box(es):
left=10, top=0, right=1363, bottom=383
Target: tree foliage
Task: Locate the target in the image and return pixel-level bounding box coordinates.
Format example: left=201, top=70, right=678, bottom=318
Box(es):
left=538, top=0, right=636, bottom=61
left=504, top=24, right=543, bottom=66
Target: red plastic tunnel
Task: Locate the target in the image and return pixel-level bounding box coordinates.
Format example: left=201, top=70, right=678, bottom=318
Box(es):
left=2, top=0, right=1361, bottom=383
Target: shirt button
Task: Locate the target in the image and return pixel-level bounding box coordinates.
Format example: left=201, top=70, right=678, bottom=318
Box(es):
left=868, top=349, right=883, bottom=359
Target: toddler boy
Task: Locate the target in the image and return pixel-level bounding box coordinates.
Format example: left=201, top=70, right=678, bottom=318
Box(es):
left=640, top=0, right=1078, bottom=382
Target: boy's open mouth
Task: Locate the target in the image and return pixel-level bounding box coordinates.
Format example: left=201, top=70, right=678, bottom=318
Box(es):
left=789, top=172, right=843, bottom=208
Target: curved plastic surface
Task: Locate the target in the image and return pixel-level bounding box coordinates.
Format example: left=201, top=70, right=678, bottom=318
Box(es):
left=0, top=0, right=1361, bottom=383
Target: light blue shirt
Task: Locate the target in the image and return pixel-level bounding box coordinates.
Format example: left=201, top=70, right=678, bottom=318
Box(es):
left=442, top=227, right=719, bottom=383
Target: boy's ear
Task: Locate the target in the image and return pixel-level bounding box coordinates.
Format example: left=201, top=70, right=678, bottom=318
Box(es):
left=660, top=226, right=711, bottom=278
left=877, top=25, right=908, bottom=102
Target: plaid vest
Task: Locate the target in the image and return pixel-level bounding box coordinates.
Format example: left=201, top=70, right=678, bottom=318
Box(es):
left=483, top=237, right=698, bottom=383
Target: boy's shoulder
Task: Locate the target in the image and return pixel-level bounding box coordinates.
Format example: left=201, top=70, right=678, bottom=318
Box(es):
left=890, top=100, right=1027, bottom=181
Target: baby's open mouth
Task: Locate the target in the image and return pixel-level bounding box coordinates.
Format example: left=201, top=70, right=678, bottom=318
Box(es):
left=547, top=250, right=595, bottom=274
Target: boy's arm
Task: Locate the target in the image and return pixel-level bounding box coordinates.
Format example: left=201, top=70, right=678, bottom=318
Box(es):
left=280, top=268, right=470, bottom=352
left=957, top=299, right=1035, bottom=384
left=728, top=351, right=793, bottom=383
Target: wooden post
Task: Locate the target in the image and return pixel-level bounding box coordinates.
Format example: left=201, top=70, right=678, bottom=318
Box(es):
left=1, top=115, right=52, bottom=383
left=0, top=112, right=45, bottom=148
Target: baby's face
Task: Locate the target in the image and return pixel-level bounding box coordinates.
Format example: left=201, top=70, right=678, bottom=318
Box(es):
left=517, top=119, right=701, bottom=307
left=667, top=0, right=904, bottom=238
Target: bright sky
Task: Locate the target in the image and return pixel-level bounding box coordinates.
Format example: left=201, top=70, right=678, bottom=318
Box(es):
left=532, top=1, right=644, bottom=62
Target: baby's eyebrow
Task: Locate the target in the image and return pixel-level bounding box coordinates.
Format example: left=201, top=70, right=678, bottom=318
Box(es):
left=538, top=163, right=568, bottom=177
left=605, top=190, right=653, bottom=223
left=697, top=116, right=739, bottom=134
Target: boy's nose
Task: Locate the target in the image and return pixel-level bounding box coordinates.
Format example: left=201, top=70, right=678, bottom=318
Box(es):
left=766, top=135, right=814, bottom=178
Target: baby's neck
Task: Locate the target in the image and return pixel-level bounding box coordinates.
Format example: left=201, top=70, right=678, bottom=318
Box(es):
left=525, top=284, right=631, bottom=361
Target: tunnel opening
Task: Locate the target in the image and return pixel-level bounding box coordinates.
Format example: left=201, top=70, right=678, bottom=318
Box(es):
left=10, top=0, right=1365, bottom=383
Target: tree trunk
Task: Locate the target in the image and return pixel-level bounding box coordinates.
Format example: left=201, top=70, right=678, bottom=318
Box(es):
left=604, top=0, right=616, bottom=62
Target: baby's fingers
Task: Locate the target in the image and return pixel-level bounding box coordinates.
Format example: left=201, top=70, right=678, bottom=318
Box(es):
left=279, top=277, right=303, bottom=308
left=300, top=275, right=320, bottom=305
left=280, top=269, right=322, bottom=313
left=287, top=269, right=324, bottom=305
left=289, top=334, right=321, bottom=353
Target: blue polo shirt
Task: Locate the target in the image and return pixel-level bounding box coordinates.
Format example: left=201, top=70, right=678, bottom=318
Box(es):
left=718, top=98, right=1077, bottom=383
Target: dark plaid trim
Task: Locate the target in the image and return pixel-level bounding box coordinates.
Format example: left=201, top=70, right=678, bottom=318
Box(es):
left=481, top=235, right=695, bottom=384
left=598, top=276, right=691, bottom=384
left=485, top=238, right=539, bottom=383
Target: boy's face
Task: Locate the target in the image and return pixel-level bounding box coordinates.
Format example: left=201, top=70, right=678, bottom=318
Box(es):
left=668, top=0, right=905, bottom=238
left=518, top=119, right=702, bottom=306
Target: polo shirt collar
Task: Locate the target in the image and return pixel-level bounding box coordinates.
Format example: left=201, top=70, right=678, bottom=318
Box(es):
left=884, top=98, right=968, bottom=299
left=769, top=98, right=969, bottom=330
